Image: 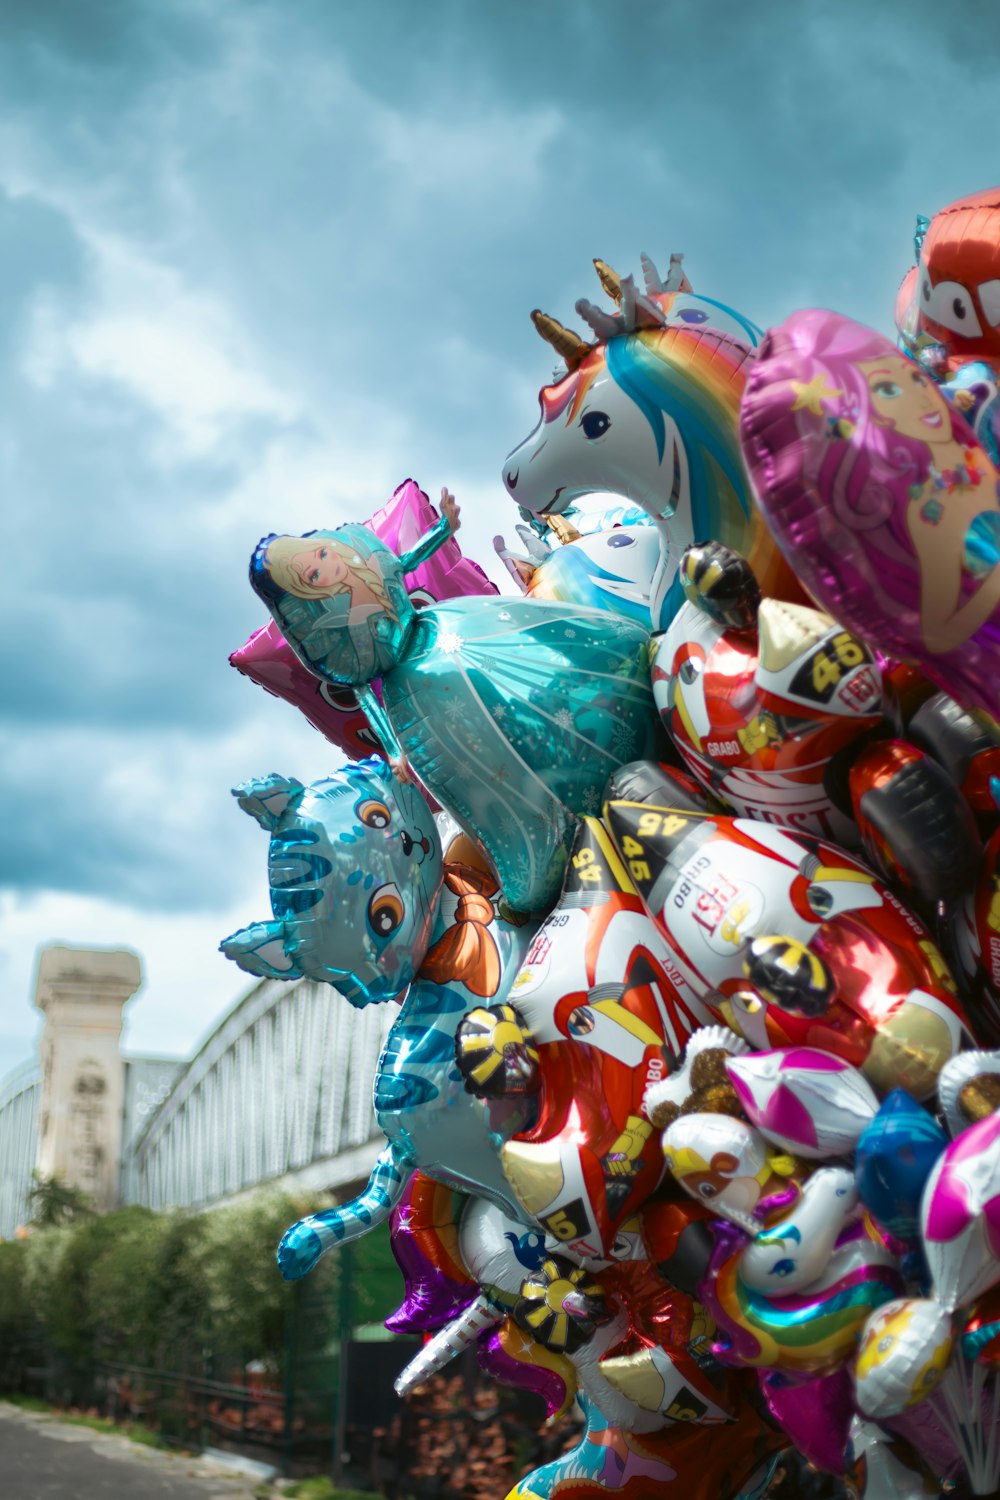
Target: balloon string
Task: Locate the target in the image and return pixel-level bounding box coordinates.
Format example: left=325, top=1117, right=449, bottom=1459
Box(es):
left=940, top=1354, right=977, bottom=1489
left=981, top=1362, right=1000, bottom=1495
left=970, top=1355, right=982, bottom=1490
left=938, top=1348, right=1000, bottom=1495
left=970, top=1354, right=988, bottom=1493
left=966, top=1353, right=983, bottom=1492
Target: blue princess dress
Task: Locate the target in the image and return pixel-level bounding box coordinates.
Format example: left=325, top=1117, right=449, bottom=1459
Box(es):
left=251, top=519, right=656, bottom=912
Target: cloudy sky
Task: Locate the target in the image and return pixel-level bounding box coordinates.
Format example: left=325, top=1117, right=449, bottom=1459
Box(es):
left=3, top=0, right=1000, bottom=1079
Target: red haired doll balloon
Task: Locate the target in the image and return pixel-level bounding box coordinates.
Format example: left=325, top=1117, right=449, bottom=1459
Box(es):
left=741, top=309, right=1000, bottom=722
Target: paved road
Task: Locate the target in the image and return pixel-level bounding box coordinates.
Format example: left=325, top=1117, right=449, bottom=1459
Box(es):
left=0, top=1403, right=269, bottom=1500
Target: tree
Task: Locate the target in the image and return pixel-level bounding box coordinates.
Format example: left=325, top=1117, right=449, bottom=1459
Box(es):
left=27, top=1172, right=95, bottom=1228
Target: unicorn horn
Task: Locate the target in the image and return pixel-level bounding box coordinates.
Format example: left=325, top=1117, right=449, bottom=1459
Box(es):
left=593, top=258, right=623, bottom=304
left=394, top=1294, right=502, bottom=1398
left=530, top=310, right=592, bottom=370
left=545, top=514, right=583, bottom=545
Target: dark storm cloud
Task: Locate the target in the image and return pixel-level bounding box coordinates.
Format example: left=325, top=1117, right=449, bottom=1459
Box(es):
left=2, top=0, right=1000, bottom=907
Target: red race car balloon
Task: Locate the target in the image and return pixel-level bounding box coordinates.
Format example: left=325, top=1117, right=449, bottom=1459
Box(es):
left=482, top=816, right=716, bottom=1259
left=602, top=762, right=974, bottom=1099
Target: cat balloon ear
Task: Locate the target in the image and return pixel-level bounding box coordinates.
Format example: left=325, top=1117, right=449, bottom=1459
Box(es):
left=356, top=754, right=396, bottom=789
left=232, top=773, right=304, bottom=830
left=220, top=921, right=301, bottom=979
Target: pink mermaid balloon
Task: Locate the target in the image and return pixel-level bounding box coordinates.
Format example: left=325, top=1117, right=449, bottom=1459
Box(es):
left=740, top=309, right=1000, bottom=721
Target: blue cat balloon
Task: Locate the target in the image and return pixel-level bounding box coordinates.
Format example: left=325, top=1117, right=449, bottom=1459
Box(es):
left=250, top=514, right=657, bottom=912
left=221, top=757, right=539, bottom=1279
left=221, top=759, right=444, bottom=1005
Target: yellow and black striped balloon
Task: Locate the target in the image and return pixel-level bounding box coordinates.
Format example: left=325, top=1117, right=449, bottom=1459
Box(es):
left=514, top=1256, right=608, bottom=1355
left=455, top=1003, right=540, bottom=1097
left=680, top=540, right=761, bottom=632
left=743, top=934, right=835, bottom=1018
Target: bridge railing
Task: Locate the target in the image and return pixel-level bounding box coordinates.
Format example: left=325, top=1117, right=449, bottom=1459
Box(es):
left=124, top=975, right=397, bottom=1212
left=0, top=1061, right=41, bottom=1240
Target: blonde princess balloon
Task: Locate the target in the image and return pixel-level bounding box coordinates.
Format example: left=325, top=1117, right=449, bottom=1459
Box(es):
left=250, top=489, right=656, bottom=912
left=252, top=490, right=460, bottom=689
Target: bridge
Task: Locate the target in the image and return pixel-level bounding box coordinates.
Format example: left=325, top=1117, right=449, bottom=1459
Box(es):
left=0, top=946, right=393, bottom=1239
left=0, top=1061, right=40, bottom=1239
left=123, top=974, right=393, bottom=1211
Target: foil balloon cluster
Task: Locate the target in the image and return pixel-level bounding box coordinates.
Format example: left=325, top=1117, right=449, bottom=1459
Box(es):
left=592, top=761, right=1000, bottom=1493
left=650, top=535, right=1000, bottom=998
left=847, top=1058, right=1000, bottom=1496
left=217, top=231, right=1000, bottom=1500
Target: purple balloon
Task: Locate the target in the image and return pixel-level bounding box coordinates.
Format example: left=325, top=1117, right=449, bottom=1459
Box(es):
left=385, top=1182, right=478, bottom=1335
left=231, top=478, right=498, bottom=755
left=760, top=1366, right=854, bottom=1474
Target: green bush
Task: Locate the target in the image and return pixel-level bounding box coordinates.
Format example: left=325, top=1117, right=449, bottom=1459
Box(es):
left=2, top=1188, right=404, bottom=1395
left=197, top=1192, right=317, bottom=1369
left=0, top=1241, right=34, bottom=1381
left=39, top=1207, right=159, bottom=1362
left=283, top=1480, right=373, bottom=1500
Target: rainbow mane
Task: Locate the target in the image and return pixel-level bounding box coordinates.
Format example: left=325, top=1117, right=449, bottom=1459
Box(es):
left=523, top=260, right=793, bottom=624
left=702, top=1218, right=901, bottom=1375
left=387, top=1174, right=478, bottom=1333
left=713, top=1251, right=900, bottom=1373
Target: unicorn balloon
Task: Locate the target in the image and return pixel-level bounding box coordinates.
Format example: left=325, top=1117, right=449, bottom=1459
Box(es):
left=495, top=515, right=662, bottom=631
left=501, top=253, right=798, bottom=630
left=220, top=758, right=540, bottom=1278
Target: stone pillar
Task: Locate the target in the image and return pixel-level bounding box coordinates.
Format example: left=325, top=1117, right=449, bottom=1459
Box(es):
left=34, top=946, right=142, bottom=1213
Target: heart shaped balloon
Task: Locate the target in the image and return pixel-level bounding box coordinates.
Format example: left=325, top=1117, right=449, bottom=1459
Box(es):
left=231, top=479, right=497, bottom=755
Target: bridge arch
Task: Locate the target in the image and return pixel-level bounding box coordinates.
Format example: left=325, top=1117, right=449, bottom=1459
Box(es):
left=125, top=976, right=394, bottom=1212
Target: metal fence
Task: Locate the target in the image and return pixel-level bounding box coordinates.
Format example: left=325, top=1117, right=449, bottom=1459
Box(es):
left=8, top=1237, right=418, bottom=1483
left=17, top=1331, right=421, bottom=1482
left=10, top=1313, right=574, bottom=1497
